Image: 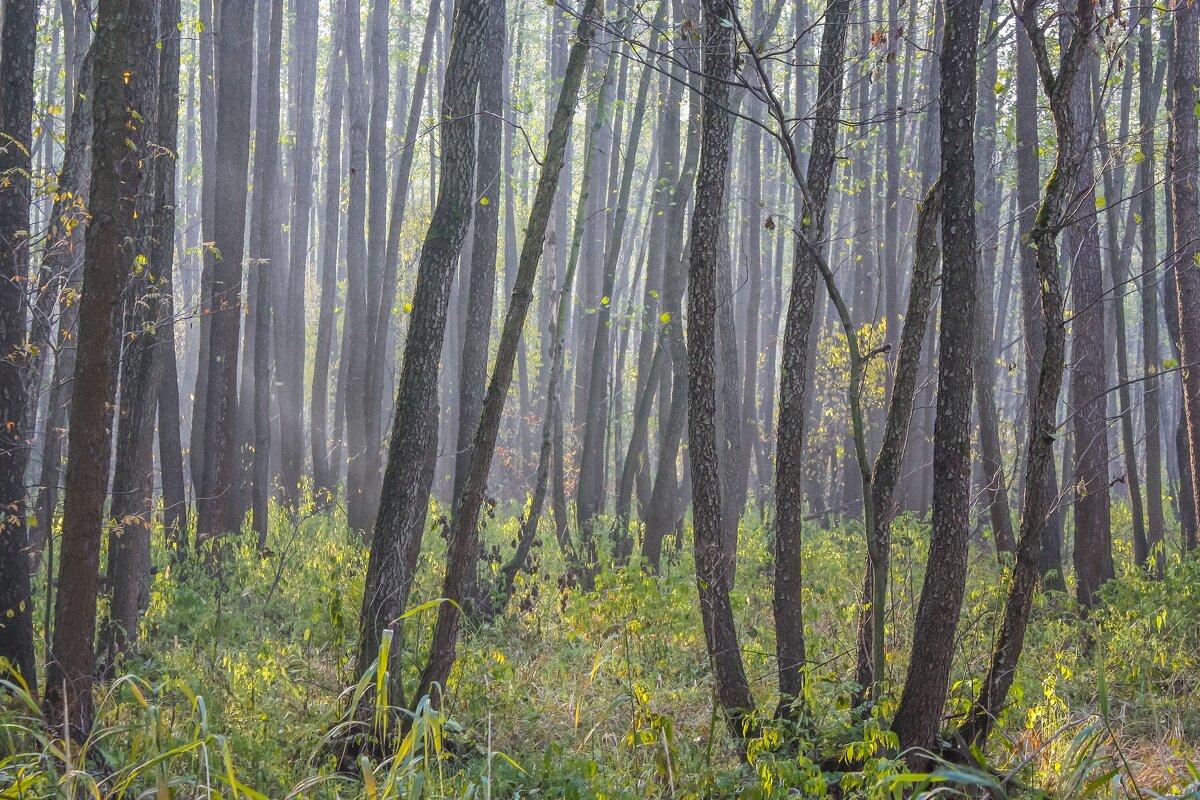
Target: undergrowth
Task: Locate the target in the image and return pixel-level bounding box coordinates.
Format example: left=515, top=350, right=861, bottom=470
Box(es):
left=2, top=491, right=1199, bottom=797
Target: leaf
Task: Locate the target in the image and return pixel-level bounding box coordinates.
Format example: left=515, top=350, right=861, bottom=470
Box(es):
left=659, top=312, right=671, bottom=324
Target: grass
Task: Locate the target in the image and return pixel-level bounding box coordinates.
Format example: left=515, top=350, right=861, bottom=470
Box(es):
left=2, top=492, right=1199, bottom=798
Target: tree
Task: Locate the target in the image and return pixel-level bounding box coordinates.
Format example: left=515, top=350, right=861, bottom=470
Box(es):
left=417, top=0, right=602, bottom=701
left=959, top=0, right=1097, bottom=746
left=355, top=0, right=488, bottom=713
left=102, top=0, right=184, bottom=661
left=282, top=0, right=319, bottom=508
left=45, top=0, right=158, bottom=734
left=1065, top=21, right=1113, bottom=607
left=773, top=0, right=848, bottom=717
left=891, top=0, right=980, bottom=755
left=196, top=0, right=255, bottom=543
left=0, top=0, right=38, bottom=689
left=1169, top=0, right=1200, bottom=555
left=687, top=0, right=757, bottom=739
left=311, top=9, right=347, bottom=501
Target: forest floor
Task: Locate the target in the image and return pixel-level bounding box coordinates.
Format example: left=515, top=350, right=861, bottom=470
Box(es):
left=4, top=498, right=1200, bottom=798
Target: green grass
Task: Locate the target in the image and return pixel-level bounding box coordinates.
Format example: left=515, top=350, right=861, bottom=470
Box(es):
left=3, top=493, right=1199, bottom=798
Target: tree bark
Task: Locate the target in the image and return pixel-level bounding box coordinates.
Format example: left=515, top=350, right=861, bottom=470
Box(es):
left=355, top=0, right=487, bottom=714
left=773, top=0, right=848, bottom=718
left=891, top=0, right=980, bottom=755
left=311, top=10, right=346, bottom=501
left=958, top=0, right=1096, bottom=747
left=0, top=0, right=39, bottom=690
left=1170, top=0, right=1200, bottom=555
left=196, top=0, right=255, bottom=542
left=45, top=0, right=158, bottom=735
left=281, top=0, right=319, bottom=508
left=1065, top=34, right=1114, bottom=607
left=417, top=0, right=600, bottom=700
left=687, top=0, right=756, bottom=739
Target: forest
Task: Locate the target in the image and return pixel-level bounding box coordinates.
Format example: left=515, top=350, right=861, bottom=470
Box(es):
left=1, top=0, right=1199, bottom=794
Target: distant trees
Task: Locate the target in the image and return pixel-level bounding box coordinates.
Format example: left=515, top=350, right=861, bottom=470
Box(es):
left=196, top=0, right=255, bottom=544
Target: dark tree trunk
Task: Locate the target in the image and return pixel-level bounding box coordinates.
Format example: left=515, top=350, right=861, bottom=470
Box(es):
left=1065, top=37, right=1114, bottom=607
left=1013, top=19, right=1066, bottom=592
left=418, top=0, right=601, bottom=699
left=355, top=0, right=487, bottom=713
left=102, top=0, right=183, bottom=661
left=0, top=0, right=39, bottom=690
left=958, top=0, right=1096, bottom=747
left=972, top=7, right=1016, bottom=557
left=45, top=0, right=158, bottom=735
left=1170, top=0, right=1200, bottom=555
left=773, top=0, right=848, bottom=718
left=452, top=1, right=505, bottom=504
left=891, top=0, right=980, bottom=755
left=687, top=0, right=756, bottom=739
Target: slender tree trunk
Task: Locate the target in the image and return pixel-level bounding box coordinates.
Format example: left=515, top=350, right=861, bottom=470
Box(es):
left=773, top=0, right=848, bottom=718
left=688, top=0, right=756, bottom=739
left=575, top=20, right=657, bottom=553
left=1013, top=20, right=1067, bottom=592
left=103, top=0, right=184, bottom=661
left=1139, top=11, right=1167, bottom=573
left=1170, top=0, right=1200, bottom=554
left=852, top=182, right=942, bottom=704
left=355, top=0, right=487, bottom=714
left=196, top=0, right=255, bottom=542
left=417, top=0, right=600, bottom=699
left=342, top=0, right=372, bottom=533
left=281, top=0, right=319, bottom=508
left=452, top=1, right=505, bottom=504
left=958, top=0, right=1095, bottom=747
left=1065, top=35, right=1114, bottom=606
left=891, top=0, right=980, bottom=755
left=311, top=12, right=346, bottom=502
left=972, top=6, right=1015, bottom=557
left=45, top=0, right=158, bottom=735
left=0, top=0, right=39, bottom=690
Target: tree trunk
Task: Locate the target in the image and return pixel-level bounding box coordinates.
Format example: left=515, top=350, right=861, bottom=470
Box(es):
left=417, top=0, right=600, bottom=700
left=281, top=0, right=319, bottom=508
left=45, top=0, right=158, bottom=736
left=773, top=0, right=848, bottom=718
left=687, top=0, right=756, bottom=740
left=355, top=0, right=487, bottom=714
left=891, top=0, right=980, bottom=755
left=972, top=5, right=1016, bottom=557
left=311, top=10, right=346, bottom=502
left=0, top=0, right=39, bottom=690
left=958, top=0, right=1096, bottom=747
left=1065, top=34, right=1114, bottom=607
left=1139, top=11, right=1167, bottom=573
left=196, top=0, right=255, bottom=543
left=1170, top=0, right=1200, bottom=555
